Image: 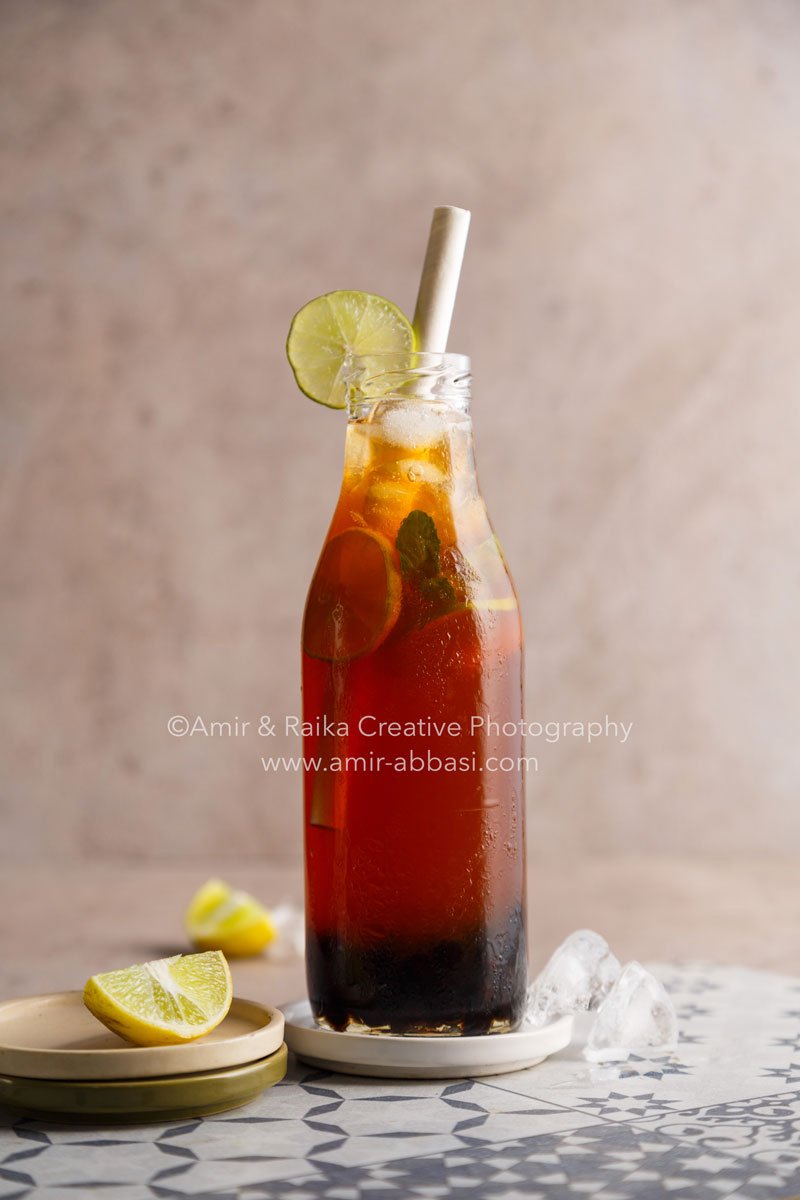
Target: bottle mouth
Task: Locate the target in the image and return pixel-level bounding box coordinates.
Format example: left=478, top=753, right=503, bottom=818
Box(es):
left=346, top=351, right=471, bottom=414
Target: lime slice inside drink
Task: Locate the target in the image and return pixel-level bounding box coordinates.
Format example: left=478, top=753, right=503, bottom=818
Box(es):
left=286, top=291, right=415, bottom=410
left=303, top=527, right=402, bottom=661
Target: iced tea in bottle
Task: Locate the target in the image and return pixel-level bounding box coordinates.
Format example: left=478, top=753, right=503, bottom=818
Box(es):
left=302, top=352, right=527, bottom=1034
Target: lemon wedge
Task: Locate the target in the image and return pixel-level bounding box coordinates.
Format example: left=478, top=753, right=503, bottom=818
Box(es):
left=185, top=878, right=277, bottom=957
left=83, top=951, right=232, bottom=1046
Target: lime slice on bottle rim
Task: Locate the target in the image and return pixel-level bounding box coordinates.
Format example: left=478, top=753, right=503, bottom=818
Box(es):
left=286, top=290, right=415, bottom=410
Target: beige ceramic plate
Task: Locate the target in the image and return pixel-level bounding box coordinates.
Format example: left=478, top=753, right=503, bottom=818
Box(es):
left=0, top=992, right=284, bottom=1080
left=0, top=1045, right=288, bottom=1122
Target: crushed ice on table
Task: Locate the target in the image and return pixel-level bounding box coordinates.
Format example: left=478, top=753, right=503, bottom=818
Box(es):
left=525, top=929, right=621, bottom=1026
left=267, top=902, right=305, bottom=961
left=584, top=960, right=678, bottom=1062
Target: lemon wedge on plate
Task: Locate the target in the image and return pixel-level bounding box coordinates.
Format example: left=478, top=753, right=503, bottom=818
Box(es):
left=83, top=951, right=232, bottom=1046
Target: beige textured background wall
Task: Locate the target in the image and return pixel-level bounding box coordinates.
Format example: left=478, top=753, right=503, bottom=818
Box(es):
left=2, top=0, right=799, bottom=864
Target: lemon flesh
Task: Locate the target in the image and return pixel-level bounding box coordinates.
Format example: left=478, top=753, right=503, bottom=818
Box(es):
left=286, top=290, right=415, bottom=409
left=186, top=878, right=277, bottom=957
left=83, top=951, right=233, bottom=1046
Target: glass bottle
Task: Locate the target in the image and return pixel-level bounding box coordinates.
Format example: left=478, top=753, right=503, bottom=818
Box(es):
left=302, top=352, right=527, bottom=1035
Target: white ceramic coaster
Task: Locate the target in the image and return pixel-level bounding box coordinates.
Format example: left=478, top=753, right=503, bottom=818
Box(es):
left=281, top=1000, right=572, bottom=1079
left=0, top=992, right=284, bottom=1081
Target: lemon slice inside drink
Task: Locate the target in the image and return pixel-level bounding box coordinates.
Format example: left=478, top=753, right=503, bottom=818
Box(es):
left=186, top=878, right=277, bottom=957
left=286, top=290, right=415, bottom=409
left=83, top=951, right=232, bottom=1046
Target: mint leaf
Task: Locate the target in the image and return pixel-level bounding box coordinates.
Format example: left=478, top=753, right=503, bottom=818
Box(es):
left=420, top=575, right=456, bottom=606
left=395, top=511, right=463, bottom=626
left=396, top=510, right=441, bottom=580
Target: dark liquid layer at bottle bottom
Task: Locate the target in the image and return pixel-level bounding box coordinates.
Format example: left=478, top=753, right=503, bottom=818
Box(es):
left=306, top=908, right=527, bottom=1036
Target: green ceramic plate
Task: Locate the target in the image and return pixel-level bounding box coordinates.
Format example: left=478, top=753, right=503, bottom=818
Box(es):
left=0, top=1043, right=287, bottom=1123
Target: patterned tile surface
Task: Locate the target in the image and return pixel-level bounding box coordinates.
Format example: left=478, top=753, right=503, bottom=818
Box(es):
left=1, top=965, right=799, bottom=1199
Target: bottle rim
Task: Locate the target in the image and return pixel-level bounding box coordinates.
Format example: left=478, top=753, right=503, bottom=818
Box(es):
left=347, top=350, right=470, bottom=371
left=345, top=351, right=471, bottom=415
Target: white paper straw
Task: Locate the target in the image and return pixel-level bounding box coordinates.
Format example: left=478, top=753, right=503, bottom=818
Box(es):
left=412, top=206, right=471, bottom=353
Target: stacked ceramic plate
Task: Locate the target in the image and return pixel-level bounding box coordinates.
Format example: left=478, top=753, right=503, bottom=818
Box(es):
left=0, top=992, right=287, bottom=1122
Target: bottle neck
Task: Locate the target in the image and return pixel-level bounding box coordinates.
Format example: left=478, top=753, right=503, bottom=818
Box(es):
left=339, top=354, right=480, bottom=533
left=343, top=395, right=479, bottom=503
